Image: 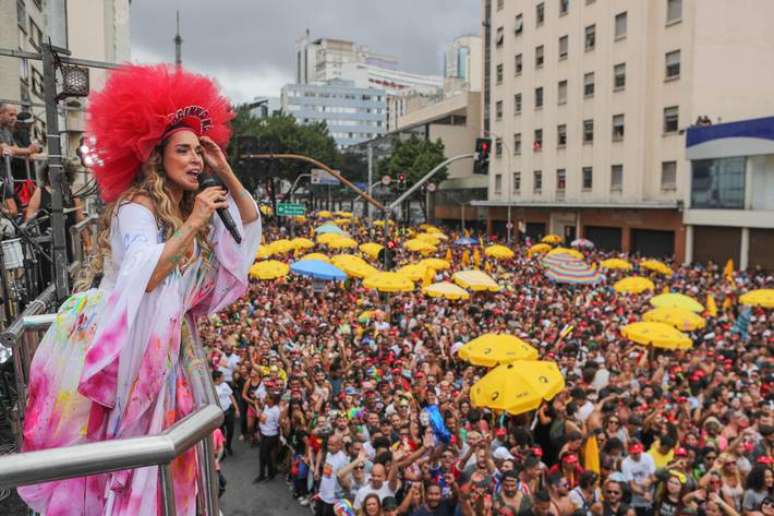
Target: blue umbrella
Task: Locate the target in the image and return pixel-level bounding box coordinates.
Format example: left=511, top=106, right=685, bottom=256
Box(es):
left=315, top=224, right=346, bottom=235
left=290, top=259, right=347, bottom=281
left=454, top=237, right=478, bottom=246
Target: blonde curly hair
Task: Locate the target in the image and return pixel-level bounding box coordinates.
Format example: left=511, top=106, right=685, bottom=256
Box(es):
left=75, top=143, right=213, bottom=291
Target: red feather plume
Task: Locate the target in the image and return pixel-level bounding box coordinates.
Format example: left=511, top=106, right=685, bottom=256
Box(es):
left=86, top=64, right=233, bottom=202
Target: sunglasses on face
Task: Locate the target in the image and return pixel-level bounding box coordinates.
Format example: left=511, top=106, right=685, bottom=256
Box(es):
left=606, top=490, right=621, bottom=495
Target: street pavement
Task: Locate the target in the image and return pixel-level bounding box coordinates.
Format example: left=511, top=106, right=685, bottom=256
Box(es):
left=219, top=434, right=309, bottom=516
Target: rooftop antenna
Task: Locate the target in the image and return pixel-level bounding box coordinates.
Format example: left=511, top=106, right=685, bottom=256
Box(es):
left=174, top=10, right=182, bottom=66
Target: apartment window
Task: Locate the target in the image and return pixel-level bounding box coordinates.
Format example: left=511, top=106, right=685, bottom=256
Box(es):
left=661, top=161, right=677, bottom=190
left=664, top=106, right=679, bottom=133
left=615, top=12, right=628, bottom=40
left=17, top=0, right=26, bottom=31
left=496, top=27, right=504, bottom=48
left=29, top=18, right=43, bottom=49
left=584, top=72, right=595, bottom=97
left=495, top=137, right=503, bottom=157
left=31, top=67, right=44, bottom=98
left=497, top=0, right=504, bottom=11
left=582, top=167, right=593, bottom=190
left=535, top=87, right=544, bottom=108
left=515, top=13, right=524, bottom=35
left=612, top=114, right=625, bottom=141
left=536, top=2, right=545, bottom=26
left=583, top=119, right=594, bottom=143
left=665, top=50, right=681, bottom=79
left=515, top=53, right=523, bottom=75
left=559, top=0, right=570, bottom=16
left=496, top=63, right=504, bottom=84
left=496, top=100, right=504, bottom=120
left=614, top=63, right=626, bottom=90
left=557, top=124, right=567, bottom=147
left=514, top=132, right=522, bottom=154
left=514, top=93, right=522, bottom=114
left=536, top=45, right=544, bottom=68
left=557, top=80, right=568, bottom=105
left=557, top=169, right=567, bottom=191
left=585, top=25, right=596, bottom=51
left=513, top=171, right=522, bottom=193
left=495, top=174, right=503, bottom=194
left=534, top=129, right=543, bottom=151
left=559, top=35, right=569, bottom=60
left=611, top=164, right=623, bottom=192
left=691, top=157, right=746, bottom=209
left=667, top=0, right=682, bottom=24
left=534, top=170, right=543, bottom=193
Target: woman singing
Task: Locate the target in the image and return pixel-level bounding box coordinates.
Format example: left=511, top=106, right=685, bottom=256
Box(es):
left=18, top=64, right=261, bottom=515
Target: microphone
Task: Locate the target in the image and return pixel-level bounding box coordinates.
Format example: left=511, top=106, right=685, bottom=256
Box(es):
left=198, top=174, right=242, bottom=244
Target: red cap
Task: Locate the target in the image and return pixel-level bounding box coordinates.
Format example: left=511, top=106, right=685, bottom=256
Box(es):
left=562, top=453, right=579, bottom=465
left=629, top=443, right=645, bottom=454
left=756, top=455, right=773, bottom=465
left=674, top=447, right=688, bottom=457
left=532, top=446, right=544, bottom=458
left=495, top=428, right=507, bottom=437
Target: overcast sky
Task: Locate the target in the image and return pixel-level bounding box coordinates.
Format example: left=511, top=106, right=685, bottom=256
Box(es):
left=129, top=0, right=480, bottom=104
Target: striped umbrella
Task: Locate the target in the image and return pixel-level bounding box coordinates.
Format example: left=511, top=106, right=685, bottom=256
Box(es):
left=544, top=261, right=603, bottom=285
left=541, top=253, right=583, bottom=268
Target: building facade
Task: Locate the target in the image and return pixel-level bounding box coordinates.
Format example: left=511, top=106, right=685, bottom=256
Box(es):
left=281, top=79, right=386, bottom=148
left=295, top=32, right=399, bottom=85
left=684, top=116, right=774, bottom=271
left=476, top=0, right=774, bottom=262
left=444, top=35, right=483, bottom=96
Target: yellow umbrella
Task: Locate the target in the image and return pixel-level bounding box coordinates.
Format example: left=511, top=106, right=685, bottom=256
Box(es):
left=542, top=234, right=563, bottom=244
left=267, top=239, right=295, bottom=255
left=547, top=247, right=583, bottom=259
left=739, top=289, right=774, bottom=309
left=484, top=245, right=515, bottom=260
left=256, top=246, right=272, bottom=260
left=397, top=264, right=431, bottom=282
left=259, top=205, right=273, bottom=216
left=373, top=219, right=395, bottom=227
left=328, top=237, right=358, bottom=250
left=650, top=293, right=704, bottom=313
left=404, top=239, right=437, bottom=253
left=334, top=218, right=352, bottom=226
left=600, top=258, right=633, bottom=271
left=641, top=259, right=673, bottom=276
left=249, top=260, right=289, bottom=280
left=415, top=232, right=441, bottom=244
left=643, top=307, right=706, bottom=332
left=292, top=215, right=307, bottom=223
left=422, top=281, right=470, bottom=301
left=621, top=321, right=692, bottom=350
left=614, top=276, right=655, bottom=294
left=527, top=243, right=551, bottom=256
left=335, top=211, right=353, bottom=218
left=458, top=333, right=539, bottom=368
left=452, top=270, right=500, bottom=292
left=359, top=242, right=384, bottom=259
left=363, top=272, right=415, bottom=293
left=331, top=254, right=379, bottom=279
left=419, top=224, right=443, bottom=233
left=470, top=361, right=565, bottom=416
left=317, top=210, right=333, bottom=219
left=419, top=258, right=451, bottom=271
left=331, top=254, right=367, bottom=266
left=316, top=232, right=344, bottom=245
left=299, top=252, right=331, bottom=263
left=290, top=237, right=315, bottom=250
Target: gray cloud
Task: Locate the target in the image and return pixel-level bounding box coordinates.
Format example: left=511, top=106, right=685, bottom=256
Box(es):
left=130, top=0, right=480, bottom=102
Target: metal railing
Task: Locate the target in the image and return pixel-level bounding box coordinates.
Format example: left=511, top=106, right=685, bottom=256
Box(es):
left=0, top=311, right=223, bottom=515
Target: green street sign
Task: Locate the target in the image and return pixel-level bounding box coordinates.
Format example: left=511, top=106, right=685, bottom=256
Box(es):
left=276, top=203, right=306, bottom=216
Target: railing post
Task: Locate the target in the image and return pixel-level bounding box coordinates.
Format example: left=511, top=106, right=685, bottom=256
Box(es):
left=159, top=463, right=177, bottom=516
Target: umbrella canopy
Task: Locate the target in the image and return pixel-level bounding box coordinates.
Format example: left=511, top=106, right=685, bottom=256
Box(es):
left=527, top=243, right=552, bottom=256
left=547, top=247, right=584, bottom=259
left=570, top=238, right=594, bottom=249
left=315, top=224, right=346, bottom=235
left=600, top=258, right=632, bottom=271
left=317, top=232, right=346, bottom=245
left=290, top=260, right=346, bottom=281
left=614, top=276, right=655, bottom=294
left=541, top=234, right=563, bottom=244
left=404, top=239, right=437, bottom=253
left=299, top=252, right=330, bottom=263
left=372, top=219, right=395, bottom=227
left=739, top=289, right=774, bottom=309
left=290, top=237, right=315, bottom=250
left=249, top=260, right=289, bottom=280
left=454, top=237, right=479, bottom=246
left=641, top=259, right=673, bottom=276
left=396, top=264, right=432, bottom=282
left=415, top=233, right=441, bottom=245
left=643, top=307, right=706, bottom=332
left=331, top=254, right=379, bottom=279
left=363, top=272, right=415, bottom=293
left=458, top=333, right=539, bottom=367
left=334, top=218, right=352, bottom=226
left=259, top=205, right=273, bottom=216
left=256, top=246, right=272, bottom=260
left=266, top=239, right=294, bottom=255
left=544, top=261, right=602, bottom=285
left=420, top=224, right=443, bottom=233
left=317, top=210, right=333, bottom=219
left=649, top=293, right=704, bottom=313
left=621, top=322, right=692, bottom=350
left=328, top=237, right=358, bottom=250
left=470, top=361, right=565, bottom=415
left=359, top=242, right=383, bottom=259
left=419, top=258, right=451, bottom=271
left=541, top=253, right=583, bottom=268
left=484, top=245, right=515, bottom=260
left=422, top=281, right=470, bottom=301
left=452, top=270, right=500, bottom=292
left=335, top=211, right=353, bottom=218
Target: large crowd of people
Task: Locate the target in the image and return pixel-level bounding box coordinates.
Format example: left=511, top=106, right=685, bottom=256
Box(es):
left=201, top=214, right=773, bottom=516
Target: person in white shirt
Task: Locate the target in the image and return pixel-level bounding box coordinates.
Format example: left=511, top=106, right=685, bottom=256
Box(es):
left=621, top=441, right=657, bottom=512
left=218, top=344, right=240, bottom=384
left=212, top=371, right=239, bottom=455
left=353, top=463, right=399, bottom=510
left=253, top=392, right=281, bottom=483
left=317, top=435, right=349, bottom=516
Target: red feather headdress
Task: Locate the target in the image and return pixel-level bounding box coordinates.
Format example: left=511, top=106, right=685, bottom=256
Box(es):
left=86, top=64, right=233, bottom=202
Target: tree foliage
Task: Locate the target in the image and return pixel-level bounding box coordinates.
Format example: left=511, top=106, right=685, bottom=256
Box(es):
left=376, top=135, right=447, bottom=187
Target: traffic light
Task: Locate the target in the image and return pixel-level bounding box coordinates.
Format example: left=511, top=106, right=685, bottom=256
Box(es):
left=474, top=137, right=492, bottom=175
left=398, top=174, right=407, bottom=192
left=378, top=240, right=397, bottom=270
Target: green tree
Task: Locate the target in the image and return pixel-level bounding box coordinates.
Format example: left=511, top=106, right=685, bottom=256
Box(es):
left=376, top=135, right=447, bottom=187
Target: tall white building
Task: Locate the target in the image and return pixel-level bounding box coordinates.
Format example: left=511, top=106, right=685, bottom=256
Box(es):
left=295, top=32, right=399, bottom=85
left=444, top=35, right=482, bottom=95
left=475, top=0, right=774, bottom=261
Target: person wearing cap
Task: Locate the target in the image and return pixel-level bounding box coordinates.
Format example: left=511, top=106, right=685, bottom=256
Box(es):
left=622, top=441, right=657, bottom=516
